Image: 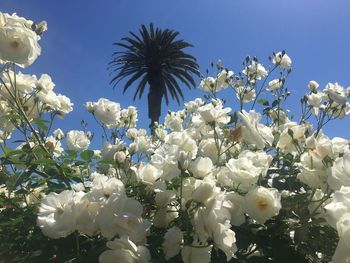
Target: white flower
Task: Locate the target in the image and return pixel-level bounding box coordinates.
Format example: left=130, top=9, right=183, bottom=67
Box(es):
left=226, top=157, right=261, bottom=191
left=1, top=70, right=36, bottom=96
left=101, top=141, right=125, bottom=160
left=97, top=194, right=150, bottom=243
left=155, top=190, right=176, bottom=208
left=37, top=190, right=79, bottom=238
left=90, top=174, right=125, bottom=200
left=243, top=61, right=268, bottom=81
left=189, top=157, right=213, bottom=178
left=56, top=94, right=73, bottom=117
left=0, top=12, right=41, bottom=67
left=154, top=206, right=178, bottom=228
left=306, top=92, right=323, bottom=115
left=216, top=69, right=234, bottom=90
left=165, top=131, right=198, bottom=157
left=331, top=137, right=349, bottom=156
left=36, top=73, right=55, bottom=92
left=235, top=86, right=256, bottom=102
left=99, top=236, right=150, bottom=263
left=308, top=80, right=319, bottom=91
left=245, top=186, right=281, bottom=224
left=74, top=194, right=100, bottom=236
left=198, top=138, right=219, bottom=163
left=92, top=98, right=121, bottom=128
left=277, top=122, right=307, bottom=154
left=181, top=244, right=213, bottom=263
left=164, top=111, right=183, bottom=131
left=238, top=110, right=273, bottom=149
left=53, top=128, right=64, bottom=140
left=45, top=136, right=63, bottom=157
left=324, top=82, right=348, bottom=105
left=162, top=226, right=183, bottom=260
left=324, top=186, right=350, bottom=229
left=198, top=100, right=231, bottom=125
left=151, top=144, right=180, bottom=181
left=328, top=152, right=350, bottom=190
left=213, top=223, right=237, bottom=261
left=66, top=130, right=90, bottom=151
left=267, top=79, right=282, bottom=92
left=272, top=52, right=292, bottom=70
left=225, top=192, right=246, bottom=226
left=199, top=77, right=216, bottom=93
left=185, top=98, right=204, bottom=113
left=137, top=163, right=162, bottom=185
left=191, top=178, right=219, bottom=203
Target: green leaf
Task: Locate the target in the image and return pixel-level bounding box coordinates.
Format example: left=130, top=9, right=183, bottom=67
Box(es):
left=64, top=150, right=77, bottom=159
left=258, top=99, right=269, bottom=106
left=80, top=150, right=94, bottom=161
left=31, top=159, right=57, bottom=165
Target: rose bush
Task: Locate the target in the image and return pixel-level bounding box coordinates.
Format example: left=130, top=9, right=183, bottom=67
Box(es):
left=1, top=12, right=350, bottom=263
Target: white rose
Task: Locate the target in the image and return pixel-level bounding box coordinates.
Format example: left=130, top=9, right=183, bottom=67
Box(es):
left=225, top=192, right=246, bottom=226
left=267, top=79, right=282, bottom=92
left=66, top=130, right=90, bottom=151
left=308, top=80, right=319, bottom=91
left=99, top=236, right=150, bottom=263
left=216, top=69, right=233, bottom=90
left=226, top=157, right=261, bottom=191
left=324, top=82, right=348, bottom=105
left=235, top=86, right=256, bottom=102
left=238, top=110, right=273, bottom=149
left=101, top=142, right=125, bottom=160
left=188, top=157, right=213, bottom=178
left=56, top=94, right=73, bottom=117
left=198, top=138, right=219, bottom=163
left=37, top=190, right=78, bottom=239
left=272, top=51, right=292, bottom=70
left=0, top=14, right=41, bottom=67
left=93, top=98, right=121, bottom=128
left=327, top=152, right=350, bottom=190
left=162, top=226, right=183, bottom=260
left=192, top=178, right=218, bottom=203
left=154, top=206, right=178, bottom=228
left=245, top=186, right=281, bottom=224
left=137, top=163, right=162, bottom=185
left=243, top=61, right=268, bottom=81
left=199, top=77, right=216, bottom=93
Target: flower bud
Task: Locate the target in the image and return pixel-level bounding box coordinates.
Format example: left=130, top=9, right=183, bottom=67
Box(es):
left=114, top=151, right=126, bottom=164
left=85, top=101, right=94, bottom=113
left=53, top=128, right=64, bottom=140
left=178, top=151, right=191, bottom=170
left=308, top=80, right=319, bottom=91
left=35, top=21, right=48, bottom=35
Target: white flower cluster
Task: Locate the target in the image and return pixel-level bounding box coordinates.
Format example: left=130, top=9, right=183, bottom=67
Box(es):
left=37, top=173, right=151, bottom=262
left=306, top=81, right=350, bottom=117
left=86, top=98, right=138, bottom=128
left=2, top=11, right=350, bottom=262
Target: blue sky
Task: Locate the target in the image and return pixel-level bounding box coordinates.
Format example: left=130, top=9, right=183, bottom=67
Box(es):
left=1, top=0, right=350, bottom=143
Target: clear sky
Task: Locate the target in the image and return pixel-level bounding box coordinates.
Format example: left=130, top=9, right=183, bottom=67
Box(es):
left=1, top=0, right=350, bottom=143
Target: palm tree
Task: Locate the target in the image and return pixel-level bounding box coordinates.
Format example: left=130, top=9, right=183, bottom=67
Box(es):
left=109, top=23, right=199, bottom=130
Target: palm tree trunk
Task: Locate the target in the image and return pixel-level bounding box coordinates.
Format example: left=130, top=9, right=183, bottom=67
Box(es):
left=148, top=77, right=163, bottom=132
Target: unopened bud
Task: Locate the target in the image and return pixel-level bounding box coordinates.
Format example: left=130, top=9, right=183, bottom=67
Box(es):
left=35, top=21, right=48, bottom=35
left=85, top=102, right=94, bottom=113
left=53, top=128, right=64, bottom=140
left=114, top=151, right=126, bottom=164
left=308, top=80, right=319, bottom=91
left=178, top=151, right=191, bottom=170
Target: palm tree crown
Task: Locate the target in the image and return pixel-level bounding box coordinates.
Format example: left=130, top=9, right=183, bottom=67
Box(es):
left=110, top=23, right=199, bottom=129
